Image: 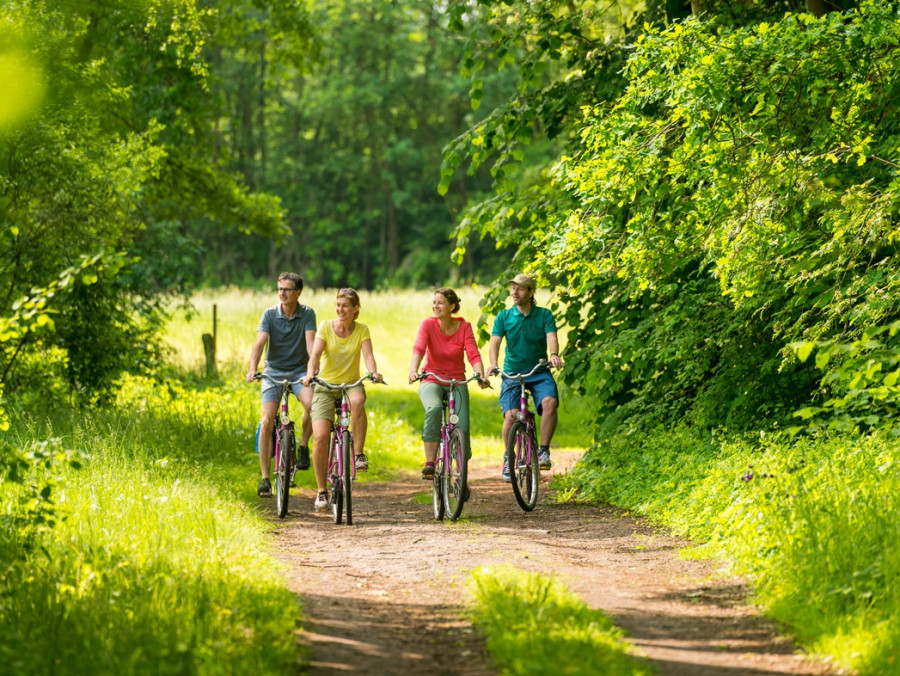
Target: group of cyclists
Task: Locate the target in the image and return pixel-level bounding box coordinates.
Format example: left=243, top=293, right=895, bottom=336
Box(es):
left=246, top=271, right=563, bottom=512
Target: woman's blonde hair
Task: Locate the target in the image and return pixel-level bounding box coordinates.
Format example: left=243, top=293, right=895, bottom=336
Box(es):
left=337, top=287, right=360, bottom=318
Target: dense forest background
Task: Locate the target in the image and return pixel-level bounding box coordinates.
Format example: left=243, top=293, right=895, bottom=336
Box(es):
left=4, top=0, right=900, bottom=438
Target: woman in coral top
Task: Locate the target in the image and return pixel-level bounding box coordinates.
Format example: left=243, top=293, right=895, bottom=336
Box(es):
left=408, top=287, right=489, bottom=480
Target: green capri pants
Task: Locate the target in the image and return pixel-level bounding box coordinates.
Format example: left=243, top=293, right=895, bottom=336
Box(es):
left=419, top=381, right=470, bottom=443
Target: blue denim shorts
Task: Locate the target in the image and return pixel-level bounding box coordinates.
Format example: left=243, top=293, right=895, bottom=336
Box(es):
left=498, top=369, right=558, bottom=416
left=261, top=369, right=308, bottom=404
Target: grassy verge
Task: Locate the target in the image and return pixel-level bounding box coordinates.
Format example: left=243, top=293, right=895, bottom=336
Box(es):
left=467, top=565, right=653, bottom=675
left=557, top=426, right=900, bottom=674
left=1, top=409, right=300, bottom=675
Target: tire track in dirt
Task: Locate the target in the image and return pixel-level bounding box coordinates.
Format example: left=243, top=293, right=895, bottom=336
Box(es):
left=267, top=452, right=841, bottom=675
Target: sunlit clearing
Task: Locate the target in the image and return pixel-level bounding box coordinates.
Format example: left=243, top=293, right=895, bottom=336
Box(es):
left=0, top=48, right=46, bottom=129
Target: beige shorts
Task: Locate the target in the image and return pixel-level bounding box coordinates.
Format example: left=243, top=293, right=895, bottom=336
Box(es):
left=310, top=383, right=366, bottom=421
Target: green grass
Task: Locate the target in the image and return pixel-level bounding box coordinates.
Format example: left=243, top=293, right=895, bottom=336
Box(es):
left=1, top=414, right=300, bottom=675
left=559, top=427, right=900, bottom=674
left=2, top=286, right=593, bottom=675
left=468, top=565, right=653, bottom=675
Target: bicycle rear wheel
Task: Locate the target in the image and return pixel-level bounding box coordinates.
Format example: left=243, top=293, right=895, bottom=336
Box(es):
left=275, top=426, right=293, bottom=518
left=329, top=434, right=343, bottom=524
left=508, top=421, right=539, bottom=511
left=432, top=454, right=445, bottom=521
left=444, top=427, right=468, bottom=521
left=341, top=430, right=353, bottom=525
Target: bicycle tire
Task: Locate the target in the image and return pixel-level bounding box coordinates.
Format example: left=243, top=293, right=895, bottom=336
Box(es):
left=432, top=454, right=445, bottom=521
left=341, top=430, right=353, bottom=525
left=508, top=421, right=539, bottom=511
left=444, top=427, right=468, bottom=521
left=275, top=426, right=293, bottom=518
left=330, top=434, right=343, bottom=524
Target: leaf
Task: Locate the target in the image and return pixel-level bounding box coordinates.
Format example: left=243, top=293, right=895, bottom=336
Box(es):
left=793, top=341, right=816, bottom=363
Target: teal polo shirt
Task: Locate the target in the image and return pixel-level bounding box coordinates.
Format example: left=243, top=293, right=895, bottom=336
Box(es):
left=258, top=303, right=317, bottom=374
left=492, top=303, right=557, bottom=373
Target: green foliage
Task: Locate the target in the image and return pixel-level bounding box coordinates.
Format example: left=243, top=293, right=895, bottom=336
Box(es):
left=448, top=0, right=900, bottom=430
left=468, top=565, right=652, bottom=675
left=198, top=0, right=513, bottom=289
left=559, top=427, right=900, bottom=673
left=792, top=321, right=900, bottom=435
left=0, top=0, right=288, bottom=407
left=0, top=436, right=81, bottom=560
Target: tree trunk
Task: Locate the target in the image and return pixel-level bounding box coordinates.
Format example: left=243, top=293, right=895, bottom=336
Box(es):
left=806, top=0, right=827, bottom=17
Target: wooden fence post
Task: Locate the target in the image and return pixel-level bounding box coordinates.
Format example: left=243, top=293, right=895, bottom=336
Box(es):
left=202, top=304, right=217, bottom=378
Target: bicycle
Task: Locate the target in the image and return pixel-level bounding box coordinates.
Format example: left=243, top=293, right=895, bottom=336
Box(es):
left=253, top=373, right=304, bottom=518
left=491, top=360, right=552, bottom=512
left=412, top=371, right=486, bottom=522
left=309, top=373, right=384, bottom=525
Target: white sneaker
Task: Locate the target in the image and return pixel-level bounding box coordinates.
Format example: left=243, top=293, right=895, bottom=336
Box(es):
left=314, top=491, right=328, bottom=511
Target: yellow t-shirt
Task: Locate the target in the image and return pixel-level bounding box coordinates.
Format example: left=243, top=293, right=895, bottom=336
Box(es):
left=316, top=320, right=370, bottom=384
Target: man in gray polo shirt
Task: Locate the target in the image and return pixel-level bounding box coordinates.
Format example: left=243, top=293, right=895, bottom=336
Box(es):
left=246, top=272, right=317, bottom=497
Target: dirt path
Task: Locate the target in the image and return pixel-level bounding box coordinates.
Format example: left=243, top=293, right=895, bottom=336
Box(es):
left=268, top=452, right=839, bottom=675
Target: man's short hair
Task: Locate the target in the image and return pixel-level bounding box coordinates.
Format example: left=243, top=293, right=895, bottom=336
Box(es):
left=278, top=272, right=303, bottom=291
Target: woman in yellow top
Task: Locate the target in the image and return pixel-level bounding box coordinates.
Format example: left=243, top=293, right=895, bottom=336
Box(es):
left=303, top=288, right=383, bottom=512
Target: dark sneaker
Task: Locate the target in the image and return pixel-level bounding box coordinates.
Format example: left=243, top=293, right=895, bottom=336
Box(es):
left=538, top=446, right=552, bottom=470
left=314, top=490, right=328, bottom=511
left=355, top=454, right=369, bottom=472
left=296, top=444, right=310, bottom=471
left=257, top=477, right=272, bottom=497
left=501, top=459, right=511, bottom=483
left=421, top=462, right=435, bottom=480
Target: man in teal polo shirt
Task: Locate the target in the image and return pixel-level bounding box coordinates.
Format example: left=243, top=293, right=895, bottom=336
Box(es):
left=489, top=273, right=564, bottom=481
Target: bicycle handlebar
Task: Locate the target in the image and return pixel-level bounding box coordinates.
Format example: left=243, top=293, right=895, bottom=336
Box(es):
left=310, top=372, right=386, bottom=390
left=413, top=371, right=490, bottom=387
left=252, top=373, right=305, bottom=386
left=490, top=360, right=553, bottom=381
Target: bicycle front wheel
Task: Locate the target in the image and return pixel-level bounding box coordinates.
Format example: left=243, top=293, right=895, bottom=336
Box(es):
left=330, top=434, right=343, bottom=524
left=341, top=430, right=353, bottom=526
left=508, top=421, right=539, bottom=511
left=443, top=427, right=468, bottom=521
left=275, top=425, right=293, bottom=518
left=432, top=455, right=445, bottom=521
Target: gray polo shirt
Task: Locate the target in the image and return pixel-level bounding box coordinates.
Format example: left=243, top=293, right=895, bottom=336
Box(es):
left=258, top=303, right=317, bottom=375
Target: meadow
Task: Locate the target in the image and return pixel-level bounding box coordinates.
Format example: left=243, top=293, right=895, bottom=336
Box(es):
left=2, top=286, right=638, bottom=676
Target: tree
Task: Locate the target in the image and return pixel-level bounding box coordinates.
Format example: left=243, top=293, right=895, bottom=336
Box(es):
left=444, top=0, right=885, bottom=430
left=199, top=0, right=517, bottom=289
left=0, top=0, right=289, bottom=402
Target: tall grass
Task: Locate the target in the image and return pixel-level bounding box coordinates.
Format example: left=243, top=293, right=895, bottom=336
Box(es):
left=1, top=411, right=300, bottom=675
left=559, top=427, right=900, bottom=674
